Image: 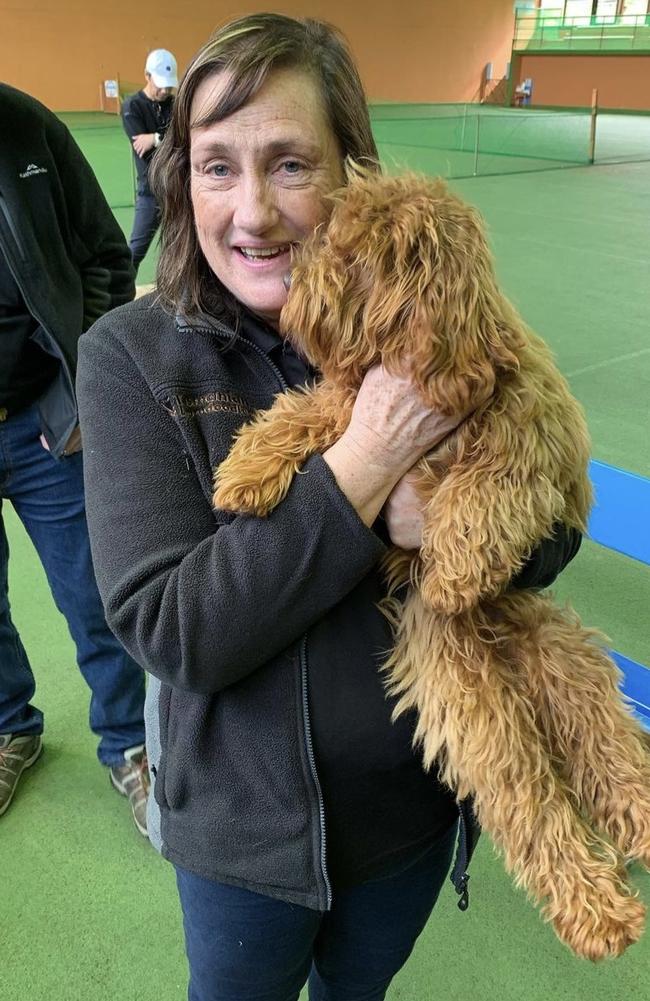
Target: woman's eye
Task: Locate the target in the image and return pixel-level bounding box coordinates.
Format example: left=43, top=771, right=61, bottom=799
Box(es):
left=210, top=164, right=230, bottom=177
left=281, top=161, right=303, bottom=174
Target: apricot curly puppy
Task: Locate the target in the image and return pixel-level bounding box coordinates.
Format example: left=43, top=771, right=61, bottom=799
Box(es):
left=214, top=168, right=650, bottom=959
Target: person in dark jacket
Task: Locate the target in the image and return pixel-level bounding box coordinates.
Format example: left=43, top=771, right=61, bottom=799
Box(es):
left=0, top=83, right=150, bottom=837
left=77, top=15, right=582, bottom=1001
left=121, top=49, right=177, bottom=272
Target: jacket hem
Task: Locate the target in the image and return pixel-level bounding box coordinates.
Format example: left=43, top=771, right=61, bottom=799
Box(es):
left=160, top=842, right=327, bottom=912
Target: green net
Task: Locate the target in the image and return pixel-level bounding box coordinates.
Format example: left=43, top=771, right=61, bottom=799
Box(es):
left=591, top=112, right=650, bottom=163
left=371, top=102, right=473, bottom=121
left=370, top=106, right=595, bottom=178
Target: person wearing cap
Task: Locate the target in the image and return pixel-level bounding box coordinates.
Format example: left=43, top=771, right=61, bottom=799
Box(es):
left=121, top=49, right=178, bottom=272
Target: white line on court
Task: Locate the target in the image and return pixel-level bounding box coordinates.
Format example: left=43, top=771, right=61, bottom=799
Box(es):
left=567, top=347, right=650, bottom=379
left=498, top=232, right=650, bottom=267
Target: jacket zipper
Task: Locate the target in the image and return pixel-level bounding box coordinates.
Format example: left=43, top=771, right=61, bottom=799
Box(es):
left=0, top=192, right=28, bottom=262
left=300, top=634, right=332, bottom=909
left=176, top=320, right=289, bottom=392
left=178, top=317, right=333, bottom=908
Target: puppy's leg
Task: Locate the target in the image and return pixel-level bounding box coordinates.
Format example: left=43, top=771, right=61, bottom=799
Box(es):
left=416, top=458, right=566, bottom=614
left=213, top=382, right=354, bottom=516
left=384, top=593, right=645, bottom=961
left=509, top=590, right=650, bottom=868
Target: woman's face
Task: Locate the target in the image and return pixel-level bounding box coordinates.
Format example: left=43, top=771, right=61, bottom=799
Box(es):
left=189, top=67, right=345, bottom=326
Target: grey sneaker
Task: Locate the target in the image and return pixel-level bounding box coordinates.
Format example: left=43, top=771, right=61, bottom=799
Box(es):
left=109, top=744, right=150, bottom=837
left=0, top=734, right=43, bottom=816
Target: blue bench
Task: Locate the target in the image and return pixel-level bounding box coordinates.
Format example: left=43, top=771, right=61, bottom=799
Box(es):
left=587, top=460, right=650, bottom=729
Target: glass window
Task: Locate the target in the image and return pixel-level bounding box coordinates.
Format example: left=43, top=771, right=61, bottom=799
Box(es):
left=621, top=0, right=650, bottom=20
left=564, top=1, right=592, bottom=25
left=594, top=0, right=618, bottom=22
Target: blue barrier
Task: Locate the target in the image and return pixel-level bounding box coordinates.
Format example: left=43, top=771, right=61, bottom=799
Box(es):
left=612, top=652, right=650, bottom=730
left=588, top=460, right=650, bottom=565
left=587, top=460, right=650, bottom=729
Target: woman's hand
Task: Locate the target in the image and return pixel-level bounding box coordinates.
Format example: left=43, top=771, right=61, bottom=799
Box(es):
left=384, top=469, right=425, bottom=550
left=341, top=364, right=466, bottom=478
left=323, top=364, right=471, bottom=528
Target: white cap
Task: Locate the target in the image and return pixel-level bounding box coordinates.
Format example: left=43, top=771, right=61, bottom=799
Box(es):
left=145, top=49, right=178, bottom=89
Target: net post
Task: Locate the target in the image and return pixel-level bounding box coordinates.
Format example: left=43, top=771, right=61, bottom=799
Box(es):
left=589, top=87, right=598, bottom=164
left=473, top=115, right=480, bottom=176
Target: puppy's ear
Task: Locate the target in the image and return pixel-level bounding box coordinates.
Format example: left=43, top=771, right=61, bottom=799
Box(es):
left=405, top=209, right=521, bottom=416
left=410, top=301, right=522, bottom=417
left=280, top=239, right=354, bottom=371
left=280, top=225, right=381, bottom=382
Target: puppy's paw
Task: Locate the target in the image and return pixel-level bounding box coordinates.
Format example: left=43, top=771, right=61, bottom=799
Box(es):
left=212, top=481, right=272, bottom=516
left=551, top=893, right=646, bottom=961
left=213, top=459, right=297, bottom=516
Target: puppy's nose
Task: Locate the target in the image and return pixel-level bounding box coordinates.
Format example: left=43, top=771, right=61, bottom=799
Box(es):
left=282, top=271, right=292, bottom=291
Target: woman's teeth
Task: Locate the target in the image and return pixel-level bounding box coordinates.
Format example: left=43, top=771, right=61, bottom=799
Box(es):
left=239, top=245, right=289, bottom=260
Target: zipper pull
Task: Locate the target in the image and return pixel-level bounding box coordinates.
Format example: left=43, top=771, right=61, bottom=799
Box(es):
left=456, top=872, right=470, bottom=912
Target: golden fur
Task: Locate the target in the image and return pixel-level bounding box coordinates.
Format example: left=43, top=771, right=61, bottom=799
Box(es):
left=213, top=168, right=650, bottom=959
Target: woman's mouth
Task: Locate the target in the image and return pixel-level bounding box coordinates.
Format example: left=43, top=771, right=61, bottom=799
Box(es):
left=237, top=244, right=291, bottom=262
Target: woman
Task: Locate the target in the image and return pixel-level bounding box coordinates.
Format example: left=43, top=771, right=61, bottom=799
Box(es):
left=77, top=14, right=581, bottom=1000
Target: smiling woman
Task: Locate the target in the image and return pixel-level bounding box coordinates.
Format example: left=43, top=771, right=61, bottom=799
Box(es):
left=76, top=12, right=583, bottom=1001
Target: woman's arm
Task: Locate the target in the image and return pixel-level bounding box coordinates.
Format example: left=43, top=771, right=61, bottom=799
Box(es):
left=76, top=327, right=386, bottom=696
left=510, top=523, right=582, bottom=590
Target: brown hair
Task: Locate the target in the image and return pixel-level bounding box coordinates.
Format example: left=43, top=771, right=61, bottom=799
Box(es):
left=150, top=13, right=379, bottom=317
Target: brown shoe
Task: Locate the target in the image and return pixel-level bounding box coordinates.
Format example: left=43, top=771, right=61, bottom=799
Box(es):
left=0, top=734, right=43, bottom=816
left=109, top=744, right=150, bottom=837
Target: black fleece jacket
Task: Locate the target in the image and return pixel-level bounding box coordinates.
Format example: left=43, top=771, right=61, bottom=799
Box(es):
left=76, top=294, right=581, bottom=910
left=0, top=83, right=134, bottom=454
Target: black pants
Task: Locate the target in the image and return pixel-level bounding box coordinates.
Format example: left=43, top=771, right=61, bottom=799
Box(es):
left=129, top=192, right=160, bottom=271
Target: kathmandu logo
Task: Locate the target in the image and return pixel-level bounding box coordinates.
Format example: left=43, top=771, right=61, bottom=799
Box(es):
left=19, top=163, right=48, bottom=178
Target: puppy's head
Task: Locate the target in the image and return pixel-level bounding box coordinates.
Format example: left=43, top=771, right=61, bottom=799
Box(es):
left=280, top=167, right=520, bottom=413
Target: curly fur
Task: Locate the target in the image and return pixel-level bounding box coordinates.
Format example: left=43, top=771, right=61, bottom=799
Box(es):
left=213, top=167, right=650, bottom=959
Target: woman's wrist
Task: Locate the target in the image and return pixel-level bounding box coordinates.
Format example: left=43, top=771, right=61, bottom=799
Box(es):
left=322, top=432, right=404, bottom=527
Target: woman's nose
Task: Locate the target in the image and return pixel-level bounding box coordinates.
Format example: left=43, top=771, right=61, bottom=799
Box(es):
left=233, top=175, right=279, bottom=234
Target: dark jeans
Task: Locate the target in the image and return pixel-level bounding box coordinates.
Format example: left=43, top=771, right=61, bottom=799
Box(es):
left=129, top=192, right=160, bottom=271
left=0, top=403, right=146, bottom=765
left=175, top=823, right=457, bottom=1001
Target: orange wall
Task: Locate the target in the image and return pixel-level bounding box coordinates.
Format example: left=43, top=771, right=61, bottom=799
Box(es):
left=514, top=53, right=650, bottom=110
left=0, top=0, right=516, bottom=111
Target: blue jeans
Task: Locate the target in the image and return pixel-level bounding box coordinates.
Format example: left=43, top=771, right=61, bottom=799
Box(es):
left=129, top=192, right=160, bottom=271
left=0, top=403, right=145, bottom=765
left=175, top=823, right=457, bottom=1001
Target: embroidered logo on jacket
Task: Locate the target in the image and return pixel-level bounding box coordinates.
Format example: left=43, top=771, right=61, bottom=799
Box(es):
left=19, top=163, right=48, bottom=179
left=164, top=392, right=255, bottom=418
